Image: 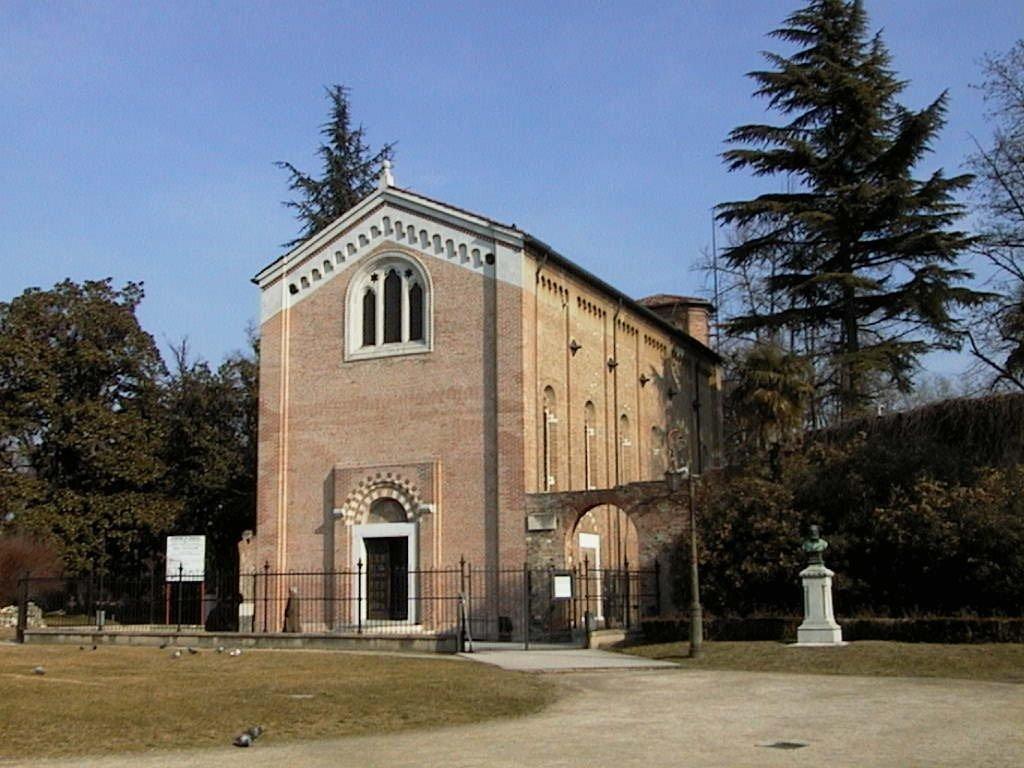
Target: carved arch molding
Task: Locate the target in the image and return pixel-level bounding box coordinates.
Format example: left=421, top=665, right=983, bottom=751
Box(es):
left=331, top=463, right=437, bottom=526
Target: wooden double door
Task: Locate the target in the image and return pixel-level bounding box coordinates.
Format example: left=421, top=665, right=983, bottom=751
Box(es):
left=365, top=536, right=409, bottom=621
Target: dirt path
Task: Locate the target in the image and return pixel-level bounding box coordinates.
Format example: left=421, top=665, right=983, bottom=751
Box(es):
left=22, top=668, right=1024, bottom=768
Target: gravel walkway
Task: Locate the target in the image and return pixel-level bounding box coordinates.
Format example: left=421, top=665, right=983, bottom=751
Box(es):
left=23, top=667, right=1024, bottom=768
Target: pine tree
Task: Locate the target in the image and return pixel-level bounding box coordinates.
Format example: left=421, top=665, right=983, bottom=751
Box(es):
left=277, top=85, right=394, bottom=246
left=718, top=0, right=984, bottom=417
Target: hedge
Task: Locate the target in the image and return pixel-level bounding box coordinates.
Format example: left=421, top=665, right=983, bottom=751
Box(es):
left=640, top=616, right=1024, bottom=644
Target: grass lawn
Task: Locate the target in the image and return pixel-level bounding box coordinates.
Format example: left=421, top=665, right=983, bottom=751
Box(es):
left=621, top=640, right=1024, bottom=683
left=0, top=644, right=555, bottom=760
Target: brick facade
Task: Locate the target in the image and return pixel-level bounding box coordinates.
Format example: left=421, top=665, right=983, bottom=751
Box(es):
left=251, top=178, right=721, bottom=627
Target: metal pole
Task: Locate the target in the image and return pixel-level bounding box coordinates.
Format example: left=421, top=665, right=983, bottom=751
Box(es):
left=459, top=556, right=466, bottom=652
left=522, top=563, right=530, bottom=651
left=176, top=563, right=183, bottom=633
left=356, top=558, right=363, bottom=634
left=624, top=556, right=631, bottom=630
left=654, top=558, right=662, bottom=615
left=97, top=567, right=105, bottom=630
left=262, top=561, right=269, bottom=633
left=467, top=564, right=473, bottom=641
left=150, top=566, right=157, bottom=626
left=688, top=475, right=704, bottom=658
left=251, top=569, right=258, bottom=633
left=16, top=571, right=30, bottom=644
left=583, top=555, right=591, bottom=633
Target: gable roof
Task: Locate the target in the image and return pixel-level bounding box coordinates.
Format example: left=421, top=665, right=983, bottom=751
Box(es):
left=255, top=180, right=719, bottom=362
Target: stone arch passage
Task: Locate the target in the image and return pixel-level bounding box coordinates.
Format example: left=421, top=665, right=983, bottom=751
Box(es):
left=525, top=479, right=694, bottom=615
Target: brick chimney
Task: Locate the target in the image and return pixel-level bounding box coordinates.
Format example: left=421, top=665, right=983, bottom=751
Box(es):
left=637, top=294, right=714, bottom=347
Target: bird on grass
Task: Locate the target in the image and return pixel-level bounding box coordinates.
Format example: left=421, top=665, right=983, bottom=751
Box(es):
left=158, top=642, right=168, bottom=650
left=32, top=666, right=45, bottom=675
left=233, top=725, right=264, bottom=747
left=187, top=646, right=199, bottom=655
left=171, top=649, right=182, bottom=659
left=228, top=648, right=242, bottom=657
left=216, top=645, right=225, bottom=654
left=91, top=645, right=98, bottom=651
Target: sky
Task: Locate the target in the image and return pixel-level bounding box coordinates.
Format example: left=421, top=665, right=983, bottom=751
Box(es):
left=2, top=0, right=1022, bottom=376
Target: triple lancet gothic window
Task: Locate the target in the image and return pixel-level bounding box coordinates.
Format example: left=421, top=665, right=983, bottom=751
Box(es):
left=347, top=256, right=430, bottom=360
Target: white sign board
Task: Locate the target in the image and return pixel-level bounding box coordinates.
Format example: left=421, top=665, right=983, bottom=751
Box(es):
left=166, top=535, right=206, bottom=582
left=552, top=573, right=573, bottom=600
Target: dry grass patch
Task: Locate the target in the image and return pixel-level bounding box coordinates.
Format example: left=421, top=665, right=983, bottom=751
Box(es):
left=0, top=644, right=555, bottom=760
left=622, top=640, right=1024, bottom=683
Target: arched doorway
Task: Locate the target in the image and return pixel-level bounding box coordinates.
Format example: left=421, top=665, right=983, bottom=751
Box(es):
left=568, top=504, right=639, bottom=628
left=353, top=496, right=417, bottom=623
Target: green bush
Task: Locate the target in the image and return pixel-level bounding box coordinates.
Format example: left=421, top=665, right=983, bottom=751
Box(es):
left=640, top=616, right=1024, bottom=644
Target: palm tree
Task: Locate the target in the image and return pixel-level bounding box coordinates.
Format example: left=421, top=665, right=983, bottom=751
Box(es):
left=729, top=343, right=813, bottom=451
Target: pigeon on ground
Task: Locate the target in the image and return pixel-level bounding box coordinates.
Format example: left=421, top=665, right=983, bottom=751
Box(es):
left=228, top=648, right=242, bottom=657
left=187, top=646, right=199, bottom=655
left=32, top=666, right=45, bottom=675
left=216, top=645, right=225, bottom=654
left=233, top=725, right=264, bottom=748
left=78, top=646, right=85, bottom=651
left=171, top=649, right=182, bottom=658
left=159, top=642, right=168, bottom=649
left=91, top=645, right=98, bottom=651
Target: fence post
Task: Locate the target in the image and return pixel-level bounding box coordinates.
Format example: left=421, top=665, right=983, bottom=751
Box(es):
left=251, top=569, right=258, bottom=632
left=459, top=556, right=467, bottom=652
left=97, top=567, right=106, bottom=630
left=522, top=562, right=530, bottom=651
left=15, top=571, right=30, bottom=644
left=623, top=556, right=631, bottom=630
left=87, top=565, right=94, bottom=622
left=262, top=561, right=270, bottom=633
left=149, top=566, right=157, bottom=626
left=583, top=556, right=591, bottom=635
left=176, top=563, right=183, bottom=633
left=356, top=558, right=363, bottom=634
left=468, top=564, right=474, bottom=638
left=654, top=558, right=662, bottom=616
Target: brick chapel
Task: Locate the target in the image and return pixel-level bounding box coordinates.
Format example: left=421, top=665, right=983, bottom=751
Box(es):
left=249, top=162, right=722, bottom=624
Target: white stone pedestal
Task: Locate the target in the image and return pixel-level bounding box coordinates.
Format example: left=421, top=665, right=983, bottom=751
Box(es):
left=797, top=563, right=844, bottom=645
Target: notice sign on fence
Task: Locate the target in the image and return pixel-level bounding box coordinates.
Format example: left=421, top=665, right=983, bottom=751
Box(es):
left=166, top=535, right=206, bottom=582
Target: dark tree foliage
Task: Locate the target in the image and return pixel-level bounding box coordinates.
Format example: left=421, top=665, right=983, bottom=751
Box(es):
left=685, top=395, right=1024, bottom=617
left=0, top=280, right=178, bottom=573
left=161, top=334, right=258, bottom=568
left=718, top=0, right=983, bottom=417
left=277, top=85, right=394, bottom=246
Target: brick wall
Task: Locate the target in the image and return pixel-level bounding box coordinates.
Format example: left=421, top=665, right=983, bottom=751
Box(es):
left=255, top=240, right=525, bottom=577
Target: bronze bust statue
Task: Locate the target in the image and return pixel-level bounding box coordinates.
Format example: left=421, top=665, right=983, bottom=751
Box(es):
left=802, top=524, right=828, bottom=565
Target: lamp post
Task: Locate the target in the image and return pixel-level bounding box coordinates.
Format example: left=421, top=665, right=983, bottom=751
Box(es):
left=666, top=466, right=703, bottom=659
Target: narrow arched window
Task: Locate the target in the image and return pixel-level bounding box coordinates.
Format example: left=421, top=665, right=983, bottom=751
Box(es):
left=383, top=269, right=402, bottom=343
left=542, top=387, right=558, bottom=491
left=362, top=288, right=376, bottom=347
left=408, top=282, right=424, bottom=341
left=346, top=255, right=431, bottom=360
left=619, top=414, right=633, bottom=484
left=584, top=401, right=597, bottom=490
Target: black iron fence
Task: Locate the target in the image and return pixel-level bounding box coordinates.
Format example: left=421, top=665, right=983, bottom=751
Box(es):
left=14, top=567, right=242, bottom=637
left=14, top=558, right=660, bottom=646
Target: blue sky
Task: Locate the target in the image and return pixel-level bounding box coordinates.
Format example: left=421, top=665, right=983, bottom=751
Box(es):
left=2, top=1, right=1021, bottom=374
